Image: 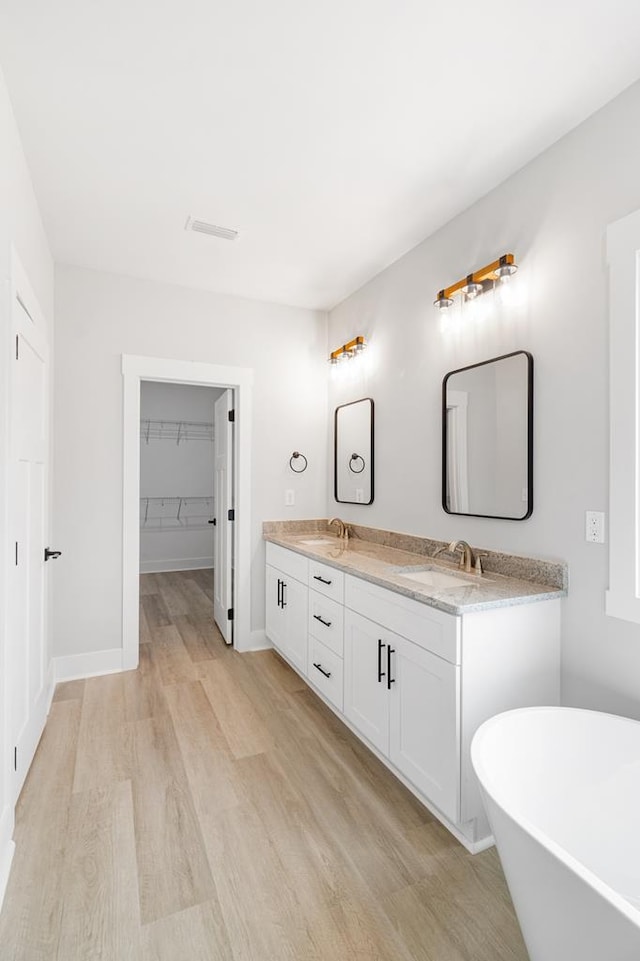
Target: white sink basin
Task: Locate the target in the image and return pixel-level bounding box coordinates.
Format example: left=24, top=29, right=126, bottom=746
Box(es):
left=298, top=537, right=335, bottom=546
left=393, top=566, right=473, bottom=590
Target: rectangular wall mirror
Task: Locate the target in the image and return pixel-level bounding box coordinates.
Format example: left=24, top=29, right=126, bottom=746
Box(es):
left=442, top=351, right=533, bottom=520
left=334, top=397, right=374, bottom=504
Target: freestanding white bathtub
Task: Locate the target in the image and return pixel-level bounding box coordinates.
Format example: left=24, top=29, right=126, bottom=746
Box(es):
left=471, top=707, right=640, bottom=961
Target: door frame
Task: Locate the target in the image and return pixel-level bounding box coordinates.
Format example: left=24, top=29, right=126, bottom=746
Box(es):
left=122, top=355, right=253, bottom=668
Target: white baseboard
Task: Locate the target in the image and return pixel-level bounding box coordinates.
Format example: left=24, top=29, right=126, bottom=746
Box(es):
left=54, top=648, right=125, bottom=683
left=0, top=806, right=15, bottom=912
left=140, top=558, right=214, bottom=574
left=242, top=629, right=272, bottom=653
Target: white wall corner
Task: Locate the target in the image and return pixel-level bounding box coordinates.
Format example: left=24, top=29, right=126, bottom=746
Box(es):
left=54, top=648, right=125, bottom=683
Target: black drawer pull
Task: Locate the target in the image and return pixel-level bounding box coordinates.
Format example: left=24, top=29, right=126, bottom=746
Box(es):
left=313, top=662, right=332, bottom=679
left=377, top=638, right=386, bottom=683
left=387, top=646, right=395, bottom=690
left=313, top=614, right=332, bottom=628
left=313, top=575, right=332, bottom=585
left=277, top=578, right=282, bottom=608
left=281, top=581, right=287, bottom=609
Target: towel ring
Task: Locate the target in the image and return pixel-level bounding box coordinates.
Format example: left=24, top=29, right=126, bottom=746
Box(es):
left=289, top=451, right=308, bottom=473
left=349, top=453, right=365, bottom=474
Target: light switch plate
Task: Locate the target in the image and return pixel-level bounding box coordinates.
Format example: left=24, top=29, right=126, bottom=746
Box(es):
left=285, top=489, right=295, bottom=507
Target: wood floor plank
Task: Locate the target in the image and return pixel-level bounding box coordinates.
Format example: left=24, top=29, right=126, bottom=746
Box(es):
left=141, top=900, right=234, bottom=961
left=153, top=572, right=195, bottom=617
left=53, top=678, right=86, bottom=702
left=150, top=623, right=203, bottom=686
left=139, top=601, right=152, bottom=643
left=132, top=712, right=217, bottom=924
left=200, top=659, right=272, bottom=759
left=176, top=573, right=214, bottom=616
left=123, top=643, right=169, bottom=721
left=73, top=674, right=135, bottom=794
left=163, top=681, right=240, bottom=815
left=140, top=574, right=159, bottom=596
left=173, top=614, right=220, bottom=663
left=0, top=700, right=81, bottom=961
left=56, top=781, right=142, bottom=961
left=141, top=593, right=171, bottom=628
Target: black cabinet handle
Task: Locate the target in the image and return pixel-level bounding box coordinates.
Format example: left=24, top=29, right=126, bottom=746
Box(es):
left=281, top=581, right=287, bottom=609
left=313, top=662, right=331, bottom=679
left=44, top=548, right=62, bottom=562
left=377, top=638, right=386, bottom=683
left=313, top=614, right=332, bottom=628
left=387, top=646, right=395, bottom=690
left=277, top=578, right=282, bottom=608
left=313, top=575, right=332, bottom=585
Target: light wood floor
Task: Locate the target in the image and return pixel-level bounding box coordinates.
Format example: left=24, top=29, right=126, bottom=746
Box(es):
left=0, top=569, right=528, bottom=960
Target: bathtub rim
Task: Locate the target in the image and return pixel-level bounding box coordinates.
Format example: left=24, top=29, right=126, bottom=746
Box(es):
left=471, top=705, right=640, bottom=929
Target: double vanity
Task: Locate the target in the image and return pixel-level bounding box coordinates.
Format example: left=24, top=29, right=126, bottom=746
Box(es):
left=264, top=520, right=566, bottom=852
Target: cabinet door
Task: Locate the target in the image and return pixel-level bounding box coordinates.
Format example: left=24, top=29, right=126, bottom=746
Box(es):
left=344, top=610, right=390, bottom=755
left=265, top=564, right=286, bottom=651
left=282, top=575, right=308, bottom=676
left=389, top=635, right=460, bottom=822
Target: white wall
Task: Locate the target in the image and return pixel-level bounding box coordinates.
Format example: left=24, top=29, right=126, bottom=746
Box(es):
left=328, top=79, right=640, bottom=720
left=53, top=265, right=328, bottom=657
left=140, top=382, right=221, bottom=572
left=0, top=65, right=54, bottom=901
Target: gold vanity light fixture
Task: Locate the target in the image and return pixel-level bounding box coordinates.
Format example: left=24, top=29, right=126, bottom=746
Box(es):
left=433, top=254, right=518, bottom=312
left=329, top=335, right=367, bottom=365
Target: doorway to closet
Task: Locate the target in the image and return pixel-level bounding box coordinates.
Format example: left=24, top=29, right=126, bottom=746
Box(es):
left=138, top=381, right=233, bottom=650
left=121, top=355, right=253, bottom=671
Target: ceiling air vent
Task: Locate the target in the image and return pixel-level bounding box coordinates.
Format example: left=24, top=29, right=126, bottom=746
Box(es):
left=185, top=216, right=238, bottom=241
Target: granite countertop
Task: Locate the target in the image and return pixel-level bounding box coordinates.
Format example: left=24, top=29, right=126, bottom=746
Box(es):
left=263, top=523, right=567, bottom=616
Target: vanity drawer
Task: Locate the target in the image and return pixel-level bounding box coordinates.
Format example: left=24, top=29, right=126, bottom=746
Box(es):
left=345, top=574, right=460, bottom=665
left=307, top=636, right=344, bottom=712
left=308, top=560, right=344, bottom=603
left=266, top=542, right=308, bottom=583
left=308, top=591, right=344, bottom=656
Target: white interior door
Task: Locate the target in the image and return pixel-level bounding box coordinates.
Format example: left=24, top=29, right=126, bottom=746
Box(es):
left=213, top=390, right=234, bottom=644
left=7, top=255, right=51, bottom=800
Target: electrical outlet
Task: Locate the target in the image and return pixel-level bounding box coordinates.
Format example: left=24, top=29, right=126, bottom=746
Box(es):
left=355, top=488, right=364, bottom=503
left=585, top=510, right=605, bottom=543
left=285, top=489, right=295, bottom=507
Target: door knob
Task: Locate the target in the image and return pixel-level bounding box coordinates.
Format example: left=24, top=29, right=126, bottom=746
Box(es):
left=44, top=548, right=62, bottom=561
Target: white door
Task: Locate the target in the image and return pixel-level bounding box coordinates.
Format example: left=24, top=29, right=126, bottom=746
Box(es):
left=281, top=574, right=308, bottom=675
left=344, top=610, right=390, bottom=755
left=265, top=564, right=286, bottom=651
left=389, top=635, right=460, bottom=822
left=7, top=254, right=51, bottom=800
left=213, top=390, right=234, bottom=644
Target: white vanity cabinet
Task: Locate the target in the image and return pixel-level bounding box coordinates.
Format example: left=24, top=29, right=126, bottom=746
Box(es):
left=265, top=540, right=561, bottom=851
left=343, top=610, right=391, bottom=755
left=344, top=577, right=460, bottom=824
left=265, top=543, right=308, bottom=676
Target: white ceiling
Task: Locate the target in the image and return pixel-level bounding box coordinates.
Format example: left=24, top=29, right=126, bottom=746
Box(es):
left=1, top=1, right=640, bottom=310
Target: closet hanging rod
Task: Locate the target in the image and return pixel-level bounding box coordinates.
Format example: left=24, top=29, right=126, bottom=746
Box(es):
left=140, top=418, right=214, bottom=444
left=139, top=496, right=215, bottom=531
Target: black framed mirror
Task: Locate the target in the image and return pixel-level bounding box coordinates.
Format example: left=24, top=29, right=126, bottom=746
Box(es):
left=334, top=398, right=374, bottom=504
left=442, top=351, right=533, bottom=520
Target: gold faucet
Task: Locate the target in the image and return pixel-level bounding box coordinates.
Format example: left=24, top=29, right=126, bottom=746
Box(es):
left=448, top=540, right=475, bottom=573
left=328, top=517, right=350, bottom=540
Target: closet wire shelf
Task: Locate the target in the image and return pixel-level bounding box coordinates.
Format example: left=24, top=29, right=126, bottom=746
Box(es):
left=140, top=497, right=215, bottom=531
left=140, top=419, right=214, bottom=444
